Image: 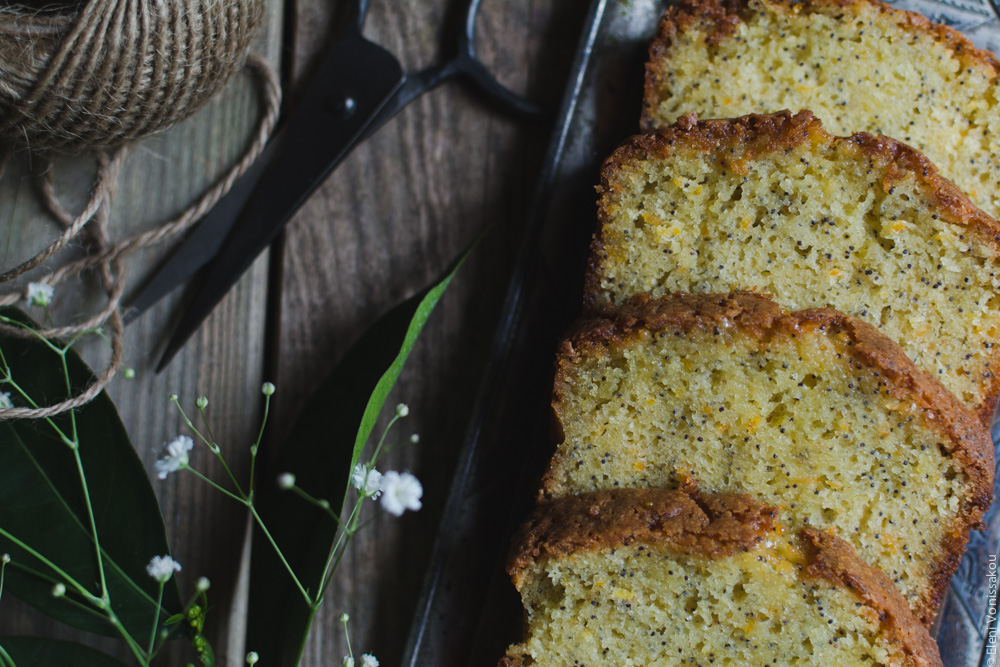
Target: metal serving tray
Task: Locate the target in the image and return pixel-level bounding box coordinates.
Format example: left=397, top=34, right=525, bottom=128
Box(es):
left=401, top=0, right=1000, bottom=664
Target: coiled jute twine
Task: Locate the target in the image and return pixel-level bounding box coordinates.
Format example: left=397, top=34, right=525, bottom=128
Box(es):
left=0, top=0, right=282, bottom=419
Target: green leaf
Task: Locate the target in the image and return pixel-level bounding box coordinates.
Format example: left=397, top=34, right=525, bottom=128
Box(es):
left=246, top=241, right=477, bottom=666
left=0, top=309, right=182, bottom=642
left=0, top=636, right=130, bottom=667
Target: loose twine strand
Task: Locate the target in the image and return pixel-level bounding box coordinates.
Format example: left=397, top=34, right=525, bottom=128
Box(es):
left=0, top=52, right=282, bottom=420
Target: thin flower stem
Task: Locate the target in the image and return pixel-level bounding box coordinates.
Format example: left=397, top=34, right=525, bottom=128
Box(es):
left=72, top=447, right=109, bottom=604
left=288, top=486, right=342, bottom=524
left=352, top=515, right=377, bottom=534
left=318, top=499, right=363, bottom=596
left=183, top=467, right=247, bottom=504
left=0, top=315, right=62, bottom=354
left=342, top=614, right=354, bottom=659
left=54, top=350, right=81, bottom=449
left=249, top=394, right=272, bottom=498
left=199, top=405, right=219, bottom=444
left=61, top=327, right=107, bottom=351
left=177, top=401, right=246, bottom=497
left=248, top=506, right=313, bottom=607
left=369, top=414, right=401, bottom=467
left=172, top=401, right=213, bottom=450
left=0, top=369, right=73, bottom=446
left=147, top=581, right=165, bottom=658
left=52, top=589, right=111, bottom=621
left=111, top=611, right=150, bottom=667
left=212, top=453, right=246, bottom=499
left=0, top=527, right=99, bottom=605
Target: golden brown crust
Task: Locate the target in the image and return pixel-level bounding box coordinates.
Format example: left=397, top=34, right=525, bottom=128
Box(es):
left=553, top=291, right=993, bottom=624
left=586, top=110, right=1000, bottom=423
left=801, top=527, right=943, bottom=667
left=507, top=487, right=776, bottom=590
left=641, top=0, right=1000, bottom=132
left=504, top=488, right=942, bottom=667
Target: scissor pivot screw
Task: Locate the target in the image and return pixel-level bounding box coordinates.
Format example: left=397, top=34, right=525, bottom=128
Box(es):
left=326, top=93, right=357, bottom=119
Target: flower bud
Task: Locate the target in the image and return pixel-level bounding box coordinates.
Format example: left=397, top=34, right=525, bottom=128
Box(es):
left=246, top=652, right=259, bottom=665
left=52, top=583, right=66, bottom=597
left=1, top=554, right=10, bottom=564
left=339, top=612, right=350, bottom=623
left=169, top=393, right=179, bottom=403
left=410, top=433, right=420, bottom=444
left=196, top=396, right=209, bottom=410
left=196, top=577, right=211, bottom=592
left=277, top=473, right=296, bottom=489
left=123, top=367, right=136, bottom=380
left=261, top=382, right=276, bottom=396
left=395, top=403, right=409, bottom=418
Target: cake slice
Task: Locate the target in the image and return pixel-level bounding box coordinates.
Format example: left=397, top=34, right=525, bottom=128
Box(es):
left=502, top=488, right=943, bottom=667
left=641, top=0, right=1000, bottom=219
left=543, top=292, right=992, bottom=624
left=589, top=111, right=1000, bottom=421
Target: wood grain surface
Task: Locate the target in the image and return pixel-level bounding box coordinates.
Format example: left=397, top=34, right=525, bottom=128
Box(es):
left=0, top=0, right=590, bottom=664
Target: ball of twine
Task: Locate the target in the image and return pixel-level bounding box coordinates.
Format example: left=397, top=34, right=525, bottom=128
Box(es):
left=0, top=0, right=264, bottom=152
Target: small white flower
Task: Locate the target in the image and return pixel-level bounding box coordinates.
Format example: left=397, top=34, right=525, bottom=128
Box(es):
left=360, top=654, right=379, bottom=667
left=351, top=464, right=382, bottom=498
left=379, top=471, right=422, bottom=516
left=146, top=555, right=181, bottom=582
left=1, top=554, right=10, bottom=564
left=395, top=403, right=409, bottom=418
left=341, top=657, right=355, bottom=667
left=52, top=583, right=65, bottom=597
left=0, top=392, right=12, bottom=409
left=277, top=472, right=296, bottom=489
left=155, top=435, right=193, bottom=479
left=196, top=576, right=211, bottom=592
left=409, top=433, right=420, bottom=444
left=26, top=282, right=54, bottom=308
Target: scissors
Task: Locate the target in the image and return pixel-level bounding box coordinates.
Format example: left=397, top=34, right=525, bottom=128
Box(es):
left=124, top=0, right=542, bottom=371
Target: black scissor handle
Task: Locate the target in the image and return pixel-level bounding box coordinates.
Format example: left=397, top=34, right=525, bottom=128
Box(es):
left=452, top=0, right=545, bottom=119
left=347, top=0, right=373, bottom=33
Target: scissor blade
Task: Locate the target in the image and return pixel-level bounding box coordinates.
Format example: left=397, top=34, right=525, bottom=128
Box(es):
left=123, top=132, right=285, bottom=325
left=156, top=32, right=404, bottom=371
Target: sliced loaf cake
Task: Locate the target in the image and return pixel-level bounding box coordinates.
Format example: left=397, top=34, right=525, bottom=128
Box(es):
left=502, top=488, right=943, bottom=667
left=640, top=0, right=1000, bottom=218
left=590, top=111, right=1000, bottom=421
left=543, top=292, right=992, bottom=624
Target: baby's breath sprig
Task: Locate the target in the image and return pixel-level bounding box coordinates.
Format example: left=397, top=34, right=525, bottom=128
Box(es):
left=306, top=402, right=424, bottom=599
left=158, top=383, right=316, bottom=607
left=159, top=385, right=426, bottom=623
left=0, top=314, right=156, bottom=664
left=339, top=612, right=379, bottom=667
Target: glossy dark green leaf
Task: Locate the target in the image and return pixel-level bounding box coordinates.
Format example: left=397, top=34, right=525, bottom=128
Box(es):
left=0, top=308, right=182, bottom=642
left=0, top=637, right=130, bottom=667
left=246, top=243, right=476, bottom=666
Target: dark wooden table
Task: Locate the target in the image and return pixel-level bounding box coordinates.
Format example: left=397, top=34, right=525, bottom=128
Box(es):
left=1, top=1, right=590, bottom=664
